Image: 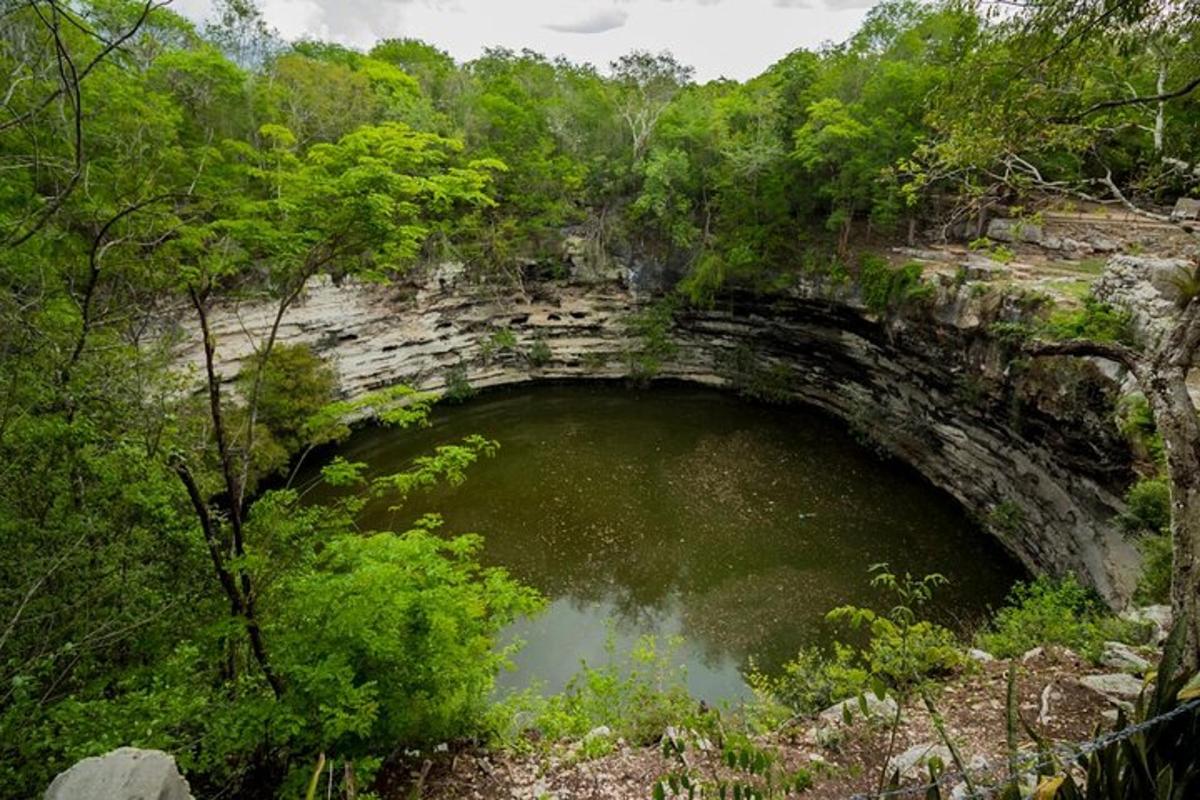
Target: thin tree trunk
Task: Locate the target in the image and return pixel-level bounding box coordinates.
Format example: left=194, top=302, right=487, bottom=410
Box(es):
left=188, top=286, right=285, bottom=699
left=1154, top=62, right=1166, bottom=154
left=1144, top=367, right=1200, bottom=676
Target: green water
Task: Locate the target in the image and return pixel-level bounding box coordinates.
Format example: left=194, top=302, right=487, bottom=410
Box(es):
left=308, top=383, right=1022, bottom=701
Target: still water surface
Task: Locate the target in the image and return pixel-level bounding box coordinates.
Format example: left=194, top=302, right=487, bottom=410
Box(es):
left=310, top=383, right=1022, bottom=701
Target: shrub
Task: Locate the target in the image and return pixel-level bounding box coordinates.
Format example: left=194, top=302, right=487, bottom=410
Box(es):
left=625, top=296, right=680, bottom=380
left=747, top=645, right=867, bottom=717
left=858, top=256, right=931, bottom=314
left=488, top=634, right=695, bottom=752
left=1121, top=477, right=1171, bottom=534
left=1044, top=297, right=1134, bottom=344
left=270, top=522, right=542, bottom=758
left=976, top=576, right=1137, bottom=662
left=236, top=343, right=340, bottom=482
left=443, top=362, right=476, bottom=403
left=1116, top=394, right=1165, bottom=465
left=1134, top=533, right=1173, bottom=605
left=756, top=568, right=964, bottom=718
left=527, top=337, right=552, bottom=367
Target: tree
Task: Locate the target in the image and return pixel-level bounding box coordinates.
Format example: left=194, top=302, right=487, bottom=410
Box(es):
left=1026, top=285, right=1200, bottom=675
left=610, top=50, right=694, bottom=161
left=918, top=0, right=1200, bottom=229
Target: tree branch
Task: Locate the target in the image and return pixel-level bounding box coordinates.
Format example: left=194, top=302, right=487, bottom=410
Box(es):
left=1062, top=73, right=1200, bottom=122
left=1023, top=337, right=1143, bottom=373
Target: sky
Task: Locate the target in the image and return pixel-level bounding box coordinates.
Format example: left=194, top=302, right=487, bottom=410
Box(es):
left=169, top=0, right=882, bottom=81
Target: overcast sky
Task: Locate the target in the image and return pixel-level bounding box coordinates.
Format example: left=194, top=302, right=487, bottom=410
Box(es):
left=169, top=0, right=882, bottom=81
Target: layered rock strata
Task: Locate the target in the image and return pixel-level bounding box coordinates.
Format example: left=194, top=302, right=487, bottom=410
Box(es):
left=175, top=265, right=1140, bottom=602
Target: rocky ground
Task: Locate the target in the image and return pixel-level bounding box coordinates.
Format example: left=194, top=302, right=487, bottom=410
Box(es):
left=891, top=202, right=1198, bottom=308
left=378, top=633, right=1165, bottom=800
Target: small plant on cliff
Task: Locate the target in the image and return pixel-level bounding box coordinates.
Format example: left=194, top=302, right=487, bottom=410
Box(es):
left=526, top=337, right=552, bottom=367
left=987, top=500, right=1025, bottom=536
left=1120, top=477, right=1173, bottom=604
left=1116, top=393, right=1165, bottom=466
left=1044, top=296, right=1134, bottom=345
left=624, top=296, right=681, bottom=381
left=968, top=236, right=1015, bottom=264
left=858, top=256, right=933, bottom=314
left=482, top=328, right=520, bottom=362
left=1121, top=478, right=1172, bottom=535
left=443, top=363, right=477, bottom=403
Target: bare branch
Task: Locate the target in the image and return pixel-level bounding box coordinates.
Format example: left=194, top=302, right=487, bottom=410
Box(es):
left=1024, top=337, right=1143, bottom=373
left=1061, top=73, right=1200, bottom=122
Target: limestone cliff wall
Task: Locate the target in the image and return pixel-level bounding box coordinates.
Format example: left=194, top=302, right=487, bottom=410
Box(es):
left=175, top=265, right=1140, bottom=603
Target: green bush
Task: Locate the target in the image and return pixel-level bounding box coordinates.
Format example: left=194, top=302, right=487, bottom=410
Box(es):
left=755, top=568, right=964, bottom=717
left=1116, top=394, right=1166, bottom=465
left=236, top=343, right=340, bottom=483
left=976, top=576, right=1137, bottom=662
left=270, top=521, right=542, bottom=755
left=443, top=362, right=477, bottom=403
left=747, top=645, right=867, bottom=717
left=1121, top=477, right=1171, bottom=534
left=625, top=296, right=681, bottom=380
left=1044, top=297, right=1134, bottom=344
left=488, top=634, right=694, bottom=751
left=527, top=337, right=552, bottom=367
left=858, top=256, right=932, bottom=314
left=1134, top=533, right=1173, bottom=605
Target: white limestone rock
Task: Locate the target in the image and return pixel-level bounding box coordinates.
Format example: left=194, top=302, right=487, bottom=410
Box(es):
left=1120, top=605, right=1173, bottom=645
left=1078, top=673, right=1146, bottom=702
left=1100, top=641, right=1151, bottom=673
left=1093, top=255, right=1192, bottom=344
left=987, top=218, right=1043, bottom=244
left=885, top=743, right=952, bottom=781
left=818, top=694, right=898, bottom=726
left=45, top=747, right=193, bottom=800
left=1170, top=197, right=1200, bottom=223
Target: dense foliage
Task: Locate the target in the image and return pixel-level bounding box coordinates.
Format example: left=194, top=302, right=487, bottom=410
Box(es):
left=2, top=0, right=1198, bottom=797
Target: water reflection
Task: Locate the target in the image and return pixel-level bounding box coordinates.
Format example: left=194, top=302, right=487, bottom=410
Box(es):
left=305, top=383, right=1023, bottom=700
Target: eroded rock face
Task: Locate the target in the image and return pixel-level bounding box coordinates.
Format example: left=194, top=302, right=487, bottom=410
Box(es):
left=172, top=264, right=1140, bottom=603
left=1093, top=255, right=1192, bottom=344
left=45, top=747, right=193, bottom=800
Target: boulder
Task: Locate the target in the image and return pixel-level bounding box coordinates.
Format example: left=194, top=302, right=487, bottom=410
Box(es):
left=885, top=743, right=952, bottom=781
left=45, top=748, right=193, bottom=800
left=967, top=648, right=996, bottom=664
left=584, top=725, right=612, bottom=743
left=1100, top=641, right=1152, bottom=673
left=818, top=693, right=898, bottom=726
left=987, top=218, right=1043, bottom=244
left=1121, top=604, right=1173, bottom=645
left=1078, top=673, right=1146, bottom=702
left=961, top=258, right=1006, bottom=281
left=1170, top=197, right=1200, bottom=222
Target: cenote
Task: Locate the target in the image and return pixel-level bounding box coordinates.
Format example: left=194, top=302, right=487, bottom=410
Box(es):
left=306, top=383, right=1023, bottom=702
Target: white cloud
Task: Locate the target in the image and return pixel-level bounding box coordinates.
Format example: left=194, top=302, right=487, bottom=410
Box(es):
left=546, top=9, right=629, bottom=34
left=822, top=0, right=877, bottom=9
left=170, top=0, right=877, bottom=81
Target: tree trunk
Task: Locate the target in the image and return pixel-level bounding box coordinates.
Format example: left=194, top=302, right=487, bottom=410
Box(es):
left=1144, top=366, right=1200, bottom=677
left=1154, top=62, right=1166, bottom=154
